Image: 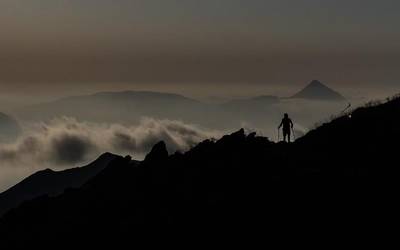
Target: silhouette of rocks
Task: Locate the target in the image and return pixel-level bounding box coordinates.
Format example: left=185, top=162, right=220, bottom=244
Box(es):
left=0, top=152, right=119, bottom=217
left=1, top=95, right=400, bottom=245
left=143, top=141, right=168, bottom=163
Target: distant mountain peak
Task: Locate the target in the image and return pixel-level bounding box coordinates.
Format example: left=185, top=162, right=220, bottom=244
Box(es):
left=309, top=80, right=325, bottom=87
left=291, top=80, right=346, bottom=101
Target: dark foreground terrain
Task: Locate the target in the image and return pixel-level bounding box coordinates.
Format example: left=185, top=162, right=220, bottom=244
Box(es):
left=1, top=95, right=399, bottom=245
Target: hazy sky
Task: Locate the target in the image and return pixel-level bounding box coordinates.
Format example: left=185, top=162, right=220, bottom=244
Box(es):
left=0, top=0, right=399, bottom=98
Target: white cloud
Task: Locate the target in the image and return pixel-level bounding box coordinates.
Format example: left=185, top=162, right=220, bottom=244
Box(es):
left=0, top=117, right=221, bottom=172
left=0, top=117, right=222, bottom=192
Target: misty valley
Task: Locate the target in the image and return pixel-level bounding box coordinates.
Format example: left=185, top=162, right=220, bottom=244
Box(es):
left=1, top=0, right=400, bottom=245
left=0, top=81, right=349, bottom=192
left=1, top=90, right=399, bottom=244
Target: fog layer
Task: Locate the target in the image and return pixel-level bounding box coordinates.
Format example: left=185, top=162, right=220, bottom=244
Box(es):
left=0, top=117, right=221, bottom=192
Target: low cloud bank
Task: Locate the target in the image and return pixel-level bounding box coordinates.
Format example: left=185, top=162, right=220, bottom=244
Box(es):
left=0, top=117, right=222, bottom=171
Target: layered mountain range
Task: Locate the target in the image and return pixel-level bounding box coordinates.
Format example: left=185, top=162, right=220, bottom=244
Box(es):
left=1, top=93, right=398, bottom=245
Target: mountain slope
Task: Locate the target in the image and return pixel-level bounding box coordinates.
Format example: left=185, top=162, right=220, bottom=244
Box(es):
left=291, top=80, right=346, bottom=101
left=0, top=152, right=120, bottom=217
left=2, top=95, right=400, bottom=245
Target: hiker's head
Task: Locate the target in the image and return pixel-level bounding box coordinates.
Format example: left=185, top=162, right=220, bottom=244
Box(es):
left=284, top=113, right=289, bottom=118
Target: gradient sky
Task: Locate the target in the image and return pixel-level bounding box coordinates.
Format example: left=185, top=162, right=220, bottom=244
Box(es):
left=0, top=0, right=399, bottom=99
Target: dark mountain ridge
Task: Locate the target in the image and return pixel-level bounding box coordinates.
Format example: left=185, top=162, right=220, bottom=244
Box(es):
left=0, top=152, right=121, bottom=217
left=1, top=94, right=399, bottom=244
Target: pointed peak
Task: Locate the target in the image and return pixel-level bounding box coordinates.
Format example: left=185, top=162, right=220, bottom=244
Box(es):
left=97, top=152, right=119, bottom=160
left=309, top=80, right=325, bottom=87
left=144, top=141, right=169, bottom=163
left=303, top=80, right=333, bottom=91
left=36, top=168, right=55, bottom=175
left=291, top=80, right=346, bottom=101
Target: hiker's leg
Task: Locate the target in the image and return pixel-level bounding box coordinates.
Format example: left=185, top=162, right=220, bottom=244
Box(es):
left=283, top=131, right=289, bottom=142
left=288, top=132, right=291, bottom=143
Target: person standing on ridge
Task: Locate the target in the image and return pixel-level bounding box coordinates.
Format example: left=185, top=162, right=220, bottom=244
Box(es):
left=278, top=113, right=294, bottom=143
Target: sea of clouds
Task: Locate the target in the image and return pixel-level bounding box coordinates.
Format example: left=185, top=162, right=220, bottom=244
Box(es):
left=0, top=117, right=222, bottom=192
left=0, top=117, right=222, bottom=168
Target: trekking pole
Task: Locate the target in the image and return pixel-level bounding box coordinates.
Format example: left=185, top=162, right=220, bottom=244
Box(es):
left=340, top=102, right=352, bottom=115
left=291, top=127, right=296, bottom=141
left=277, top=128, right=280, bottom=142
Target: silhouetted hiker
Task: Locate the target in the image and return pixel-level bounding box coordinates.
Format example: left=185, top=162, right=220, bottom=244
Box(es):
left=278, top=113, right=294, bottom=143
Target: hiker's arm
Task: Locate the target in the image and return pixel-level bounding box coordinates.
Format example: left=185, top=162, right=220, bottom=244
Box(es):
left=290, top=120, right=294, bottom=128
left=278, top=121, right=282, bottom=129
